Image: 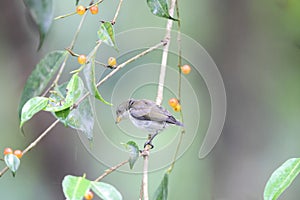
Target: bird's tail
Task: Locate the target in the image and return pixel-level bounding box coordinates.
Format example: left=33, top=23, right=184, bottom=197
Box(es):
left=175, top=120, right=184, bottom=127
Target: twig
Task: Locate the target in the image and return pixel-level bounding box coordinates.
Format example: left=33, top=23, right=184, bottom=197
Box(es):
left=54, top=0, right=104, bottom=20
left=111, top=0, right=124, bottom=24
left=0, top=119, right=60, bottom=177
left=155, top=0, right=177, bottom=106
left=94, top=159, right=128, bottom=182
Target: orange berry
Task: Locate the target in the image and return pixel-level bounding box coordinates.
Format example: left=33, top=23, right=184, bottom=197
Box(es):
left=89, top=5, right=99, bottom=15
left=84, top=190, right=94, bottom=200
left=77, top=54, right=87, bottom=65
left=3, top=148, right=13, bottom=155
left=13, top=150, right=23, bottom=159
left=168, top=98, right=179, bottom=108
left=181, top=64, right=191, bottom=74
left=108, top=57, right=117, bottom=67
left=173, top=104, right=181, bottom=112
left=76, top=5, right=86, bottom=15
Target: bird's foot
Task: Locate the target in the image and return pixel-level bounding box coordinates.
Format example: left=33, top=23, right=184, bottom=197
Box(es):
left=144, top=140, right=154, bottom=149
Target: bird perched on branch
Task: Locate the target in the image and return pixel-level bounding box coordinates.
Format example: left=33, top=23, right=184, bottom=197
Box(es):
left=115, top=99, right=183, bottom=148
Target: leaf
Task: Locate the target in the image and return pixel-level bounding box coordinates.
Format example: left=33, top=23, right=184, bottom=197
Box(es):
left=122, top=141, right=139, bottom=169
left=62, top=175, right=91, bottom=200
left=50, top=81, right=94, bottom=140
left=18, top=51, right=67, bottom=119
left=20, top=96, right=49, bottom=128
left=91, top=181, right=123, bottom=200
left=146, top=0, right=178, bottom=20
left=4, top=154, right=21, bottom=177
left=83, top=51, right=112, bottom=106
left=23, top=0, right=54, bottom=49
left=264, top=158, right=300, bottom=200
left=64, top=98, right=94, bottom=140
left=76, top=0, right=80, bottom=6
left=44, top=73, right=84, bottom=112
left=153, top=173, right=169, bottom=200
left=97, top=22, right=117, bottom=49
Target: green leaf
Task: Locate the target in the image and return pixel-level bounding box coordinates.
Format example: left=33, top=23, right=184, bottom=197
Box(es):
left=76, top=0, right=80, bottom=6
left=62, top=175, right=91, bottom=200
left=146, top=0, right=178, bottom=20
left=97, top=22, right=117, bottom=49
left=91, top=181, right=122, bottom=200
left=45, top=73, right=84, bottom=112
left=83, top=52, right=112, bottom=106
left=264, top=158, right=300, bottom=200
left=4, top=154, right=21, bottom=177
left=18, top=51, right=67, bottom=119
left=20, top=96, right=49, bottom=128
left=122, top=141, right=139, bottom=169
left=153, top=173, right=169, bottom=200
left=64, top=98, right=94, bottom=140
left=23, top=0, right=54, bottom=49
left=50, top=81, right=94, bottom=140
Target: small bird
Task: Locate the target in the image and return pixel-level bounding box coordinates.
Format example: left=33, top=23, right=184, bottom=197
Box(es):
left=115, top=99, right=183, bottom=148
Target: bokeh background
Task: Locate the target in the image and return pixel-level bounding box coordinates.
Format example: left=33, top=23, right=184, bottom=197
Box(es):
left=1, top=0, right=300, bottom=199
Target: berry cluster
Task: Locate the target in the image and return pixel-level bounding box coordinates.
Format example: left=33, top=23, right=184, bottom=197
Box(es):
left=3, top=147, right=23, bottom=158
left=168, top=98, right=181, bottom=112
left=76, top=5, right=99, bottom=16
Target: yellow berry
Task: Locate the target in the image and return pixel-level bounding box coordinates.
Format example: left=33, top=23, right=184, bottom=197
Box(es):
left=13, top=150, right=23, bottom=159
left=3, top=147, right=13, bottom=155
left=173, top=104, right=181, bottom=112
left=108, top=57, right=117, bottom=67
left=89, top=5, right=99, bottom=15
left=84, top=190, right=94, bottom=200
left=168, top=98, right=179, bottom=108
left=181, top=64, right=191, bottom=74
left=77, top=54, right=87, bottom=65
left=76, top=5, right=86, bottom=15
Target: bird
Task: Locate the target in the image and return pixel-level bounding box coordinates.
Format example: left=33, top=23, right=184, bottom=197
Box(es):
left=115, top=99, right=183, bottom=148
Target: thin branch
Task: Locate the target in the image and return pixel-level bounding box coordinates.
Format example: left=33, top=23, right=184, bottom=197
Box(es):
left=54, top=0, right=104, bottom=20
left=155, top=0, right=177, bottom=106
left=94, top=159, right=128, bottom=182
left=111, top=0, right=123, bottom=24
left=0, top=119, right=60, bottom=177
left=22, top=119, right=60, bottom=154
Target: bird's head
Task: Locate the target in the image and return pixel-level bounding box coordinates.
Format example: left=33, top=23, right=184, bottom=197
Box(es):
left=115, top=99, right=135, bottom=123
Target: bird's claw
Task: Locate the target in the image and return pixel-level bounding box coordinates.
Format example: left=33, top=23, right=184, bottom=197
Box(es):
left=144, top=141, right=154, bottom=149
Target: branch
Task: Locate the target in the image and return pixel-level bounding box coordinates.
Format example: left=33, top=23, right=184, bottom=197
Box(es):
left=111, top=0, right=124, bottom=24
left=94, top=159, right=128, bottom=182
left=0, top=119, right=60, bottom=177
left=155, top=0, right=177, bottom=106
left=140, top=146, right=151, bottom=200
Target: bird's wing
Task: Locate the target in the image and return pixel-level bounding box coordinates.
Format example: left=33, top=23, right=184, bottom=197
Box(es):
left=129, top=101, right=169, bottom=122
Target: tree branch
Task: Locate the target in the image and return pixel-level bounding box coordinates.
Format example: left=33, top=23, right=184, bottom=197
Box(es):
left=155, top=0, right=177, bottom=106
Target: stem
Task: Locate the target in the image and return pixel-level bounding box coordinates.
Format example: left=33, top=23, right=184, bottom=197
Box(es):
left=155, top=0, right=177, bottom=106
left=111, top=0, right=124, bottom=24
left=167, top=0, right=185, bottom=174
left=94, top=159, right=128, bottom=182
left=175, top=0, right=182, bottom=100
left=54, top=12, right=77, bottom=20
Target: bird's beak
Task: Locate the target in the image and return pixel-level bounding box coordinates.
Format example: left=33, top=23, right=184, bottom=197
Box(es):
left=115, top=116, right=122, bottom=124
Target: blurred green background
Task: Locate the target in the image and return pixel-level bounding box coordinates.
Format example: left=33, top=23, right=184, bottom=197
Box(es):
left=1, top=0, right=300, bottom=199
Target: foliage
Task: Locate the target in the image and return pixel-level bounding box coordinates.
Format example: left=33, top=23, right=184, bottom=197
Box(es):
left=264, top=158, right=300, bottom=200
